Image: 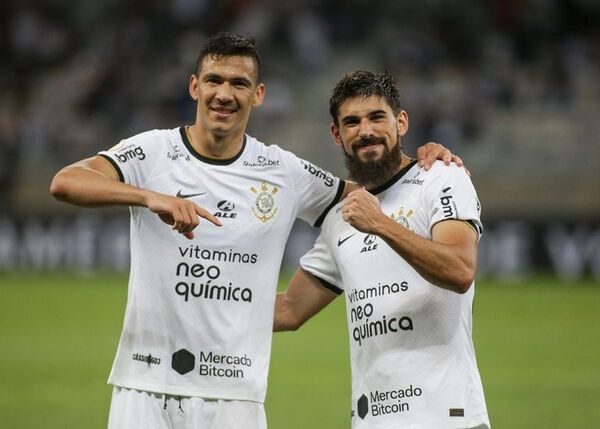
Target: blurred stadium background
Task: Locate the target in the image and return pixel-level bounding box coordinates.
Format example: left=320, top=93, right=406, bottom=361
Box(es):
left=1, top=0, right=599, bottom=428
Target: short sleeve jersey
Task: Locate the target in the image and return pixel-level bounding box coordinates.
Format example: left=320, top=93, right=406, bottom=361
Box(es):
left=301, top=161, right=490, bottom=429
left=98, top=127, right=343, bottom=402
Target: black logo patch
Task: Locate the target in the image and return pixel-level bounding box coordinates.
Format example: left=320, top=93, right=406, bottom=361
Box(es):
left=172, top=349, right=195, bottom=375
left=357, top=394, right=369, bottom=419
left=449, top=408, right=465, bottom=417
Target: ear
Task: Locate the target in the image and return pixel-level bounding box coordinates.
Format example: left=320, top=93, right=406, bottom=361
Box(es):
left=189, top=74, right=199, bottom=101
left=330, top=122, right=343, bottom=148
left=397, top=110, right=409, bottom=137
left=252, top=83, right=266, bottom=107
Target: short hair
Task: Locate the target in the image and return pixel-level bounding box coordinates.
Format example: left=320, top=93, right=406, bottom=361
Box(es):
left=329, top=70, right=402, bottom=126
left=195, top=32, right=261, bottom=82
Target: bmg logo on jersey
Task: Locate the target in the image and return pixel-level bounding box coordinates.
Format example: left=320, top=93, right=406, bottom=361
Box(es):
left=214, top=200, right=237, bottom=219
left=115, top=145, right=146, bottom=163
left=440, top=186, right=456, bottom=218
left=300, top=161, right=335, bottom=187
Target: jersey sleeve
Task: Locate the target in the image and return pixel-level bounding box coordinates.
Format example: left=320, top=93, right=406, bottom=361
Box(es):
left=97, top=130, right=163, bottom=187
left=425, top=163, right=483, bottom=238
left=299, top=226, right=344, bottom=294
left=281, top=152, right=345, bottom=227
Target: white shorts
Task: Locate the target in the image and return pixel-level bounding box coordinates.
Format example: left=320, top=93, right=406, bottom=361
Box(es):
left=108, top=386, right=267, bottom=429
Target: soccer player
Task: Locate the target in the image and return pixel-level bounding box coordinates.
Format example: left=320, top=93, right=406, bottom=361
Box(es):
left=275, top=70, right=491, bottom=429
left=50, top=33, right=460, bottom=429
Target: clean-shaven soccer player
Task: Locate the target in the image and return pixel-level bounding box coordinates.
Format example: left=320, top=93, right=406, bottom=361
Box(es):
left=275, top=71, right=491, bottom=429
left=50, top=34, right=458, bottom=429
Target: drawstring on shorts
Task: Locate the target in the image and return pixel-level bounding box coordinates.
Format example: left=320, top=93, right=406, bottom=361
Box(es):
left=162, top=394, right=185, bottom=413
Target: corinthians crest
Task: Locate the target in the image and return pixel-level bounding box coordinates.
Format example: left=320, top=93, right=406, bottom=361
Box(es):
left=250, top=182, right=279, bottom=223
left=390, top=207, right=414, bottom=230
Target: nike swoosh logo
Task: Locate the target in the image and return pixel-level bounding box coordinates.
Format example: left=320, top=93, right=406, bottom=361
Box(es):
left=176, top=190, right=207, bottom=199
left=337, top=233, right=356, bottom=247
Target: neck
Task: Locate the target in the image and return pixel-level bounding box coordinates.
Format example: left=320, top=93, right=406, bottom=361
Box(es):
left=186, top=124, right=245, bottom=160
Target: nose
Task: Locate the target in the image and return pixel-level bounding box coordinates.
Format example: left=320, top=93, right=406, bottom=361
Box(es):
left=358, top=118, right=375, bottom=139
left=215, top=82, right=234, bottom=103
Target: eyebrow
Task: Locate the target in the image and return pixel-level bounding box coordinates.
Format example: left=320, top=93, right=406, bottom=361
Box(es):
left=341, top=109, right=387, bottom=124
left=203, top=73, right=253, bottom=86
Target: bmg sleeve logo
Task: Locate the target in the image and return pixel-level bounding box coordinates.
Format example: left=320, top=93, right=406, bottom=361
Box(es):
left=114, top=145, right=146, bottom=163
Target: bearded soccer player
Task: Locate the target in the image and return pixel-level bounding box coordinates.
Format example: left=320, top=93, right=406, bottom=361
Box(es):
left=275, top=70, right=491, bottom=429
left=51, top=32, right=460, bottom=429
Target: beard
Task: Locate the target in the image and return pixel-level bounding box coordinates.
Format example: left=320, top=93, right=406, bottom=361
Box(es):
left=344, top=135, right=403, bottom=188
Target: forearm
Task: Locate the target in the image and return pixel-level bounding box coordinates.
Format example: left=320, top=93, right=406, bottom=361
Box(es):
left=273, top=293, right=300, bottom=332
left=273, top=268, right=337, bottom=332
left=50, top=163, right=149, bottom=208
left=376, top=217, right=476, bottom=293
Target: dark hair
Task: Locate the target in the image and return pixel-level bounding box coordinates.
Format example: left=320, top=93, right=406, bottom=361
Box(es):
left=195, top=32, right=261, bottom=82
left=329, top=70, right=402, bottom=126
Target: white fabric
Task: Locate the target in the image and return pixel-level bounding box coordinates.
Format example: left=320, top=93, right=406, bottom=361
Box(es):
left=301, top=161, right=490, bottom=429
left=99, top=127, right=342, bottom=402
left=108, top=386, right=267, bottom=429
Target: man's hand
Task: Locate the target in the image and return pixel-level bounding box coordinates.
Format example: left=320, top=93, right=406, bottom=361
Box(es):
left=417, top=142, right=468, bottom=174
left=145, top=192, right=222, bottom=240
left=341, top=188, right=385, bottom=234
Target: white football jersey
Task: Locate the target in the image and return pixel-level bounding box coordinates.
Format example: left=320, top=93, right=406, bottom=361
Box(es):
left=301, top=161, right=490, bottom=429
left=98, top=127, right=344, bottom=402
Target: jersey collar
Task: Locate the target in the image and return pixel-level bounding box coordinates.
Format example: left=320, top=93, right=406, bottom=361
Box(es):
left=179, top=127, right=247, bottom=165
left=368, top=160, right=418, bottom=195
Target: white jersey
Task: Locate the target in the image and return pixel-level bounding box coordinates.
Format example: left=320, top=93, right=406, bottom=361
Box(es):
left=98, top=127, right=343, bottom=402
left=301, top=161, right=490, bottom=429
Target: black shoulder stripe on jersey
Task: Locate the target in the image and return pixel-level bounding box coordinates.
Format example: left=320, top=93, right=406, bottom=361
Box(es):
left=315, top=276, right=344, bottom=295
left=179, top=126, right=246, bottom=165
left=314, top=179, right=345, bottom=228
left=98, top=154, right=124, bottom=182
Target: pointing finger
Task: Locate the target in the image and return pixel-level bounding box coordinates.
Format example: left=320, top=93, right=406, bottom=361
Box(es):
left=195, top=205, right=223, bottom=227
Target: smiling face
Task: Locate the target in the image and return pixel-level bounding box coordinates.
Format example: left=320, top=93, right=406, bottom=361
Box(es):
left=331, top=95, right=409, bottom=187
left=189, top=55, right=265, bottom=140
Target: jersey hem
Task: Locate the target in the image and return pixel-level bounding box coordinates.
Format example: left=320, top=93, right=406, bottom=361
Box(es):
left=108, top=380, right=265, bottom=404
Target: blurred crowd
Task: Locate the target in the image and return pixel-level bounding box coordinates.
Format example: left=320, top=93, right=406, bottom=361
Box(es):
left=1, top=0, right=599, bottom=216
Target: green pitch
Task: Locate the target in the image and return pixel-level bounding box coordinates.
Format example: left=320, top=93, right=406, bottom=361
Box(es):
left=0, top=273, right=598, bottom=428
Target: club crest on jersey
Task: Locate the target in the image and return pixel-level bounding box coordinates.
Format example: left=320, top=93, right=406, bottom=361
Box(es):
left=250, top=182, right=278, bottom=223
left=390, top=207, right=414, bottom=230
left=167, top=145, right=191, bottom=161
